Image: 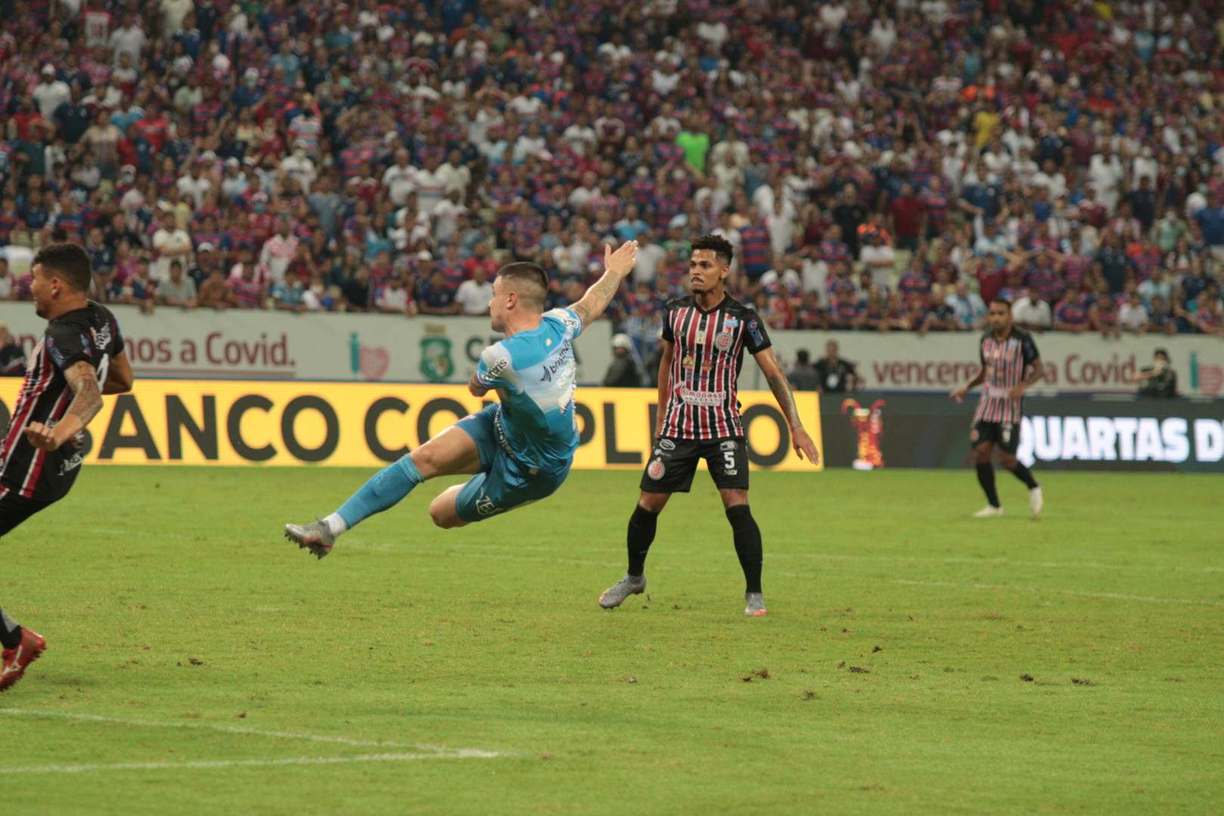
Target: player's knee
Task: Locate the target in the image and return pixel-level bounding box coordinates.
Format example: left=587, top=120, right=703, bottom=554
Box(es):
left=719, top=489, right=749, bottom=509
left=637, top=492, right=669, bottom=513
left=411, top=447, right=439, bottom=479
left=429, top=504, right=462, bottom=529
left=999, top=454, right=1018, bottom=469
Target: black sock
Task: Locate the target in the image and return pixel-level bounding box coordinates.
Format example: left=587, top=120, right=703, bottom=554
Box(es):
left=0, top=608, right=22, bottom=649
left=976, top=463, right=1000, bottom=507
left=626, top=505, right=659, bottom=577
left=1008, top=463, right=1039, bottom=490
left=726, top=505, right=763, bottom=594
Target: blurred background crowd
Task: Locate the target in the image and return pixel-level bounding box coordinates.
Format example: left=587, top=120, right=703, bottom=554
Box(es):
left=1, top=0, right=1222, bottom=366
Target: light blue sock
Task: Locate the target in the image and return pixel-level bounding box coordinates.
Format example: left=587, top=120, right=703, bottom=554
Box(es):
left=335, top=455, right=423, bottom=529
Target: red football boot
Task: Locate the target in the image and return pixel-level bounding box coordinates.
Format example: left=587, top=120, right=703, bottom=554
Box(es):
left=0, top=629, right=46, bottom=692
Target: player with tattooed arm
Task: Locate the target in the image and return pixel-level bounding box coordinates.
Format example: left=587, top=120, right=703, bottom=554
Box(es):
left=0, top=243, right=133, bottom=691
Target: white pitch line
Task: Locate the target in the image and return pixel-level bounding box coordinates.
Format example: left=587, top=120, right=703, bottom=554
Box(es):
left=414, top=540, right=1224, bottom=577
left=0, top=709, right=503, bottom=757
left=892, top=579, right=1224, bottom=608
left=0, top=751, right=497, bottom=776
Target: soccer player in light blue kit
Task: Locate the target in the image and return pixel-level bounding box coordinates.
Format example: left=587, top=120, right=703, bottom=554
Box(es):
left=284, top=241, right=638, bottom=557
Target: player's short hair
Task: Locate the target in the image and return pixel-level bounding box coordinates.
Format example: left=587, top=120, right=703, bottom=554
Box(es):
left=690, top=233, right=734, bottom=266
left=33, top=242, right=92, bottom=293
left=989, top=296, right=1012, bottom=309
left=496, top=261, right=548, bottom=311
left=1154, top=348, right=1170, bottom=362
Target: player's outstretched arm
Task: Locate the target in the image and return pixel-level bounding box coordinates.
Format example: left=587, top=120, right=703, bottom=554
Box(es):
left=103, top=351, right=134, bottom=394
left=570, top=240, right=638, bottom=329
left=753, top=348, right=820, bottom=465
left=25, top=361, right=103, bottom=452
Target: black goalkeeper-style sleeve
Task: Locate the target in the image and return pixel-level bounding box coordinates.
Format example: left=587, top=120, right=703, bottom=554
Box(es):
left=44, top=321, right=93, bottom=372
left=107, top=309, right=126, bottom=356
left=1019, top=329, right=1040, bottom=366
left=743, top=309, right=772, bottom=354
left=661, top=301, right=676, bottom=343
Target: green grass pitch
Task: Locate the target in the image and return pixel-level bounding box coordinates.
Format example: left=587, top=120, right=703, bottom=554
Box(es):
left=3, top=466, right=1221, bottom=814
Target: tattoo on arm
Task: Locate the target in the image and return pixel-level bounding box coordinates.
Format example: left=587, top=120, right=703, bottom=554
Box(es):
left=766, top=370, right=802, bottom=430
left=64, top=361, right=104, bottom=427
left=572, top=271, right=622, bottom=328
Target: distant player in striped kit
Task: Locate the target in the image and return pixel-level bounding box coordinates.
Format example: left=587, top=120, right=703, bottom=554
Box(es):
left=598, top=234, right=820, bottom=617
left=0, top=243, right=134, bottom=691
left=951, top=298, right=1044, bottom=519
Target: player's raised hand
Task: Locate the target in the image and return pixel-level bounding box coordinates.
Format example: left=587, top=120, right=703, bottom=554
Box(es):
left=604, top=240, right=638, bottom=280
left=24, top=422, right=59, bottom=452
left=793, top=427, right=820, bottom=465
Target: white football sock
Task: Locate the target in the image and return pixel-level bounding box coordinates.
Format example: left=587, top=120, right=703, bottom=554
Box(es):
left=323, top=513, right=348, bottom=537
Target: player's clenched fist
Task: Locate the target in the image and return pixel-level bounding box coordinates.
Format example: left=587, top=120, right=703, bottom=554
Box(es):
left=24, top=422, right=59, bottom=452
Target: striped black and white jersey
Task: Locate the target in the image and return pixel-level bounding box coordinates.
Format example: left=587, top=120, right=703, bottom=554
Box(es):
left=659, top=295, right=771, bottom=440
left=0, top=303, right=124, bottom=501
left=974, top=327, right=1039, bottom=424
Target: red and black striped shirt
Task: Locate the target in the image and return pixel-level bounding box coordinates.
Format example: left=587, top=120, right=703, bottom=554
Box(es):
left=974, top=327, right=1039, bottom=424
left=0, top=303, right=124, bottom=502
left=660, top=295, right=770, bottom=441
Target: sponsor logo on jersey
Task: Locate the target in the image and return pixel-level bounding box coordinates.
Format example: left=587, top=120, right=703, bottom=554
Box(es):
left=487, top=357, right=510, bottom=380
left=679, top=389, right=725, bottom=406
left=91, top=324, right=112, bottom=350
left=58, top=452, right=84, bottom=476
left=538, top=344, right=573, bottom=383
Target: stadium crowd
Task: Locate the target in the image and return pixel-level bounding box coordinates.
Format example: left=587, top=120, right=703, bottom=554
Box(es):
left=1, top=0, right=1223, bottom=363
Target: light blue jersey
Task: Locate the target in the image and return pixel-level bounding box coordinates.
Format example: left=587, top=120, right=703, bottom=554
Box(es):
left=473, top=307, right=583, bottom=475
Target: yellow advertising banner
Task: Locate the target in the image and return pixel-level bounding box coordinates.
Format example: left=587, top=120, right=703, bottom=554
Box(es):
left=0, top=381, right=822, bottom=471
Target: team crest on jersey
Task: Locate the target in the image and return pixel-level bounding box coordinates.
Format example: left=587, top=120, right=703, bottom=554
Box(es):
left=714, top=331, right=733, bottom=352
left=647, top=458, right=665, bottom=480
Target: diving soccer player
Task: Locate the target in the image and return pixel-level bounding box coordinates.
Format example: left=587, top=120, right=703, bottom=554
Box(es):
left=284, top=241, right=639, bottom=556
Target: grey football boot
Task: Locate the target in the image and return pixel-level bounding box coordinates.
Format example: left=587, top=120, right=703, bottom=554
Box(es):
left=598, top=574, right=646, bottom=609
left=284, top=520, right=335, bottom=559
left=744, top=592, right=768, bottom=617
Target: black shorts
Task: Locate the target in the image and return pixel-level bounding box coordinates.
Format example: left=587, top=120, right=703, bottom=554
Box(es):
left=971, top=420, right=1021, bottom=455
left=0, top=491, right=57, bottom=538
left=640, top=436, right=750, bottom=494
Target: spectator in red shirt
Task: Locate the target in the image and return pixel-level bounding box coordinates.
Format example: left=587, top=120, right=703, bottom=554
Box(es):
left=889, top=183, right=925, bottom=251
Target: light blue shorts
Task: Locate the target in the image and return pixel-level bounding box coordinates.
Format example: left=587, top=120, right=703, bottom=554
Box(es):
left=454, top=405, right=570, bottom=523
